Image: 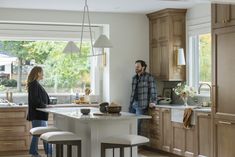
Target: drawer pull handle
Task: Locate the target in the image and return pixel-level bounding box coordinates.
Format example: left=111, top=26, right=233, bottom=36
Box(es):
left=218, top=121, right=232, bottom=125
left=198, top=113, right=210, bottom=117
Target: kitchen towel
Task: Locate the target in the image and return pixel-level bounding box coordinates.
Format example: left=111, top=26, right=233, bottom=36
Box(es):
left=183, top=108, right=193, bottom=128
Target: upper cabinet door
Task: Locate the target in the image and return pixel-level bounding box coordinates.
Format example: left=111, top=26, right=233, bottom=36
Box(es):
left=227, top=5, right=235, bottom=26
left=213, top=26, right=235, bottom=119
left=157, top=16, right=169, bottom=42
left=212, top=4, right=229, bottom=28
left=212, top=4, right=235, bottom=29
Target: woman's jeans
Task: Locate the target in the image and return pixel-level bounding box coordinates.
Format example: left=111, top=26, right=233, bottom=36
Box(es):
left=29, top=120, right=52, bottom=155
left=129, top=101, right=148, bottom=134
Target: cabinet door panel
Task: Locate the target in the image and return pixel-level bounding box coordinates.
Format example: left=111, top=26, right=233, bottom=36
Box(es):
left=215, top=120, right=235, bottom=157
left=228, top=5, right=235, bottom=26
left=214, top=27, right=235, bottom=116
left=172, top=122, right=185, bottom=156
left=159, top=41, right=169, bottom=80
left=212, top=4, right=229, bottom=28
left=161, top=109, right=171, bottom=152
left=197, top=113, right=211, bottom=157
left=151, top=46, right=161, bottom=78
left=157, top=16, right=169, bottom=42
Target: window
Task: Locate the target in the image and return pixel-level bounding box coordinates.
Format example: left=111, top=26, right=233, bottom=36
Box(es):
left=188, top=33, right=212, bottom=93
left=0, top=65, right=5, bottom=71
left=0, top=40, right=92, bottom=94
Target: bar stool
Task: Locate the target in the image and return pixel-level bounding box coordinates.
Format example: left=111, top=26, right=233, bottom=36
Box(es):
left=40, top=131, right=82, bottom=157
left=30, top=126, right=61, bottom=137
left=101, top=134, right=149, bottom=157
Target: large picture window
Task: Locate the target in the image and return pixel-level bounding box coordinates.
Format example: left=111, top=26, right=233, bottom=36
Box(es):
left=0, top=40, right=91, bottom=94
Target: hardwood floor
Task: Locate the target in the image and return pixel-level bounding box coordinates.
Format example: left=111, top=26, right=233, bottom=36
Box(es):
left=0, top=148, right=179, bottom=157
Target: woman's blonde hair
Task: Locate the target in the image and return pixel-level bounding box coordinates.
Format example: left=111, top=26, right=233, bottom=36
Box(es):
left=26, top=66, right=43, bottom=88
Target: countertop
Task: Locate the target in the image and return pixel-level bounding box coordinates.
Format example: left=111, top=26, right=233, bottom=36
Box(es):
left=37, top=107, right=151, bottom=121
left=0, top=103, right=99, bottom=109
left=155, top=104, right=211, bottom=113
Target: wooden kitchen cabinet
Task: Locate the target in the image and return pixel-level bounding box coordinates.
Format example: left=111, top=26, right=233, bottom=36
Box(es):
left=147, top=9, right=186, bottom=81
left=212, top=4, right=235, bottom=157
left=214, top=119, right=235, bottom=157
left=147, top=108, right=161, bottom=148
left=196, top=112, right=211, bottom=157
left=160, top=108, right=171, bottom=152
left=212, top=4, right=235, bottom=29
left=0, top=108, right=30, bottom=154
left=171, top=122, right=195, bottom=157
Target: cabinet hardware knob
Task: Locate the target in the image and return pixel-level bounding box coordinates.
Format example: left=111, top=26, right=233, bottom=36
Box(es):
left=218, top=121, right=232, bottom=125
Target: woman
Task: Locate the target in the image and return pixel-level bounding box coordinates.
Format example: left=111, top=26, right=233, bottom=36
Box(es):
left=27, top=66, right=52, bottom=157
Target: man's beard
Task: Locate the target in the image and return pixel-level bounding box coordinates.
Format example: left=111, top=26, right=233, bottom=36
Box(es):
left=135, top=69, right=142, bottom=74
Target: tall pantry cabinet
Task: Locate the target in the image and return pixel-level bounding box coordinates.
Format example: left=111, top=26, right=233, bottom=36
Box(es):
left=212, top=3, right=235, bottom=157
left=147, top=9, right=186, bottom=81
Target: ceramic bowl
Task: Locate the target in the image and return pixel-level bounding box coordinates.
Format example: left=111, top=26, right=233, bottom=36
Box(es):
left=80, top=108, right=90, bottom=115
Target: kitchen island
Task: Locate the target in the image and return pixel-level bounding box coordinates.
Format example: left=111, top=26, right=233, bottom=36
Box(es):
left=38, top=107, right=151, bottom=157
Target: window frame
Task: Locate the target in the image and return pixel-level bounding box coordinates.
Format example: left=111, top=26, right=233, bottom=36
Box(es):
left=187, top=20, right=211, bottom=94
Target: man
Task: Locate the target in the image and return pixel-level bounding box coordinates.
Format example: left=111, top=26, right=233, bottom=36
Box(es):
left=129, top=60, right=157, bottom=133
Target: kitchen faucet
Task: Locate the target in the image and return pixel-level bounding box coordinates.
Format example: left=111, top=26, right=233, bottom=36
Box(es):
left=198, top=83, right=212, bottom=94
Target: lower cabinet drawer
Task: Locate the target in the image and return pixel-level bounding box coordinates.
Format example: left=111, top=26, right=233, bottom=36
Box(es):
left=0, top=136, right=30, bottom=151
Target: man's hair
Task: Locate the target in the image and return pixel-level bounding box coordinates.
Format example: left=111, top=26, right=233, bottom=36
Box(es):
left=135, top=60, right=147, bottom=71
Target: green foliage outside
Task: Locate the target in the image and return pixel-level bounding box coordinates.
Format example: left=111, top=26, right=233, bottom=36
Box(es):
left=199, top=34, right=211, bottom=83
left=0, top=41, right=91, bottom=93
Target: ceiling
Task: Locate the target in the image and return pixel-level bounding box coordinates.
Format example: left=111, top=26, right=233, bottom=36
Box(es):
left=0, top=0, right=234, bottom=13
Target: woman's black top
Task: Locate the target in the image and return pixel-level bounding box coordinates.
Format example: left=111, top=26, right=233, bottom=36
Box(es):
left=27, top=80, right=49, bottom=121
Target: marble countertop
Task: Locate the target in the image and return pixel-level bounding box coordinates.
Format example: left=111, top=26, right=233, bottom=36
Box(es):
left=0, top=103, right=99, bottom=109
left=155, top=104, right=211, bottom=113
left=37, top=107, right=151, bottom=120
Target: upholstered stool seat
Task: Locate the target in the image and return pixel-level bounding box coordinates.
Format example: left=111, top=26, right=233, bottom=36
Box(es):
left=101, top=134, right=149, bottom=157
left=30, top=126, right=60, bottom=137
left=40, top=131, right=82, bottom=157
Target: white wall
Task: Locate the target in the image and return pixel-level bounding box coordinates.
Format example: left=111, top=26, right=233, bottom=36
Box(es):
left=0, top=8, right=149, bottom=111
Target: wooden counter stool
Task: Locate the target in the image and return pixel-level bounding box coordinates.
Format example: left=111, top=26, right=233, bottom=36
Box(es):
left=101, top=134, right=149, bottom=157
left=40, top=131, right=82, bottom=157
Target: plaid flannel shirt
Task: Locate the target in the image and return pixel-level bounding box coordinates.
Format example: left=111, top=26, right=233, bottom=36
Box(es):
left=130, top=72, right=157, bottom=109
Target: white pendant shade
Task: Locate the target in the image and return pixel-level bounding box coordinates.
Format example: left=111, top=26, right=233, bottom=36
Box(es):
left=63, top=41, right=80, bottom=54
left=177, top=48, right=186, bottom=65
left=93, top=34, right=113, bottom=48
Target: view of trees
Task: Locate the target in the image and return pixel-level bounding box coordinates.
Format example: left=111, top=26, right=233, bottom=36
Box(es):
left=0, top=41, right=91, bottom=93
left=199, top=33, right=211, bottom=83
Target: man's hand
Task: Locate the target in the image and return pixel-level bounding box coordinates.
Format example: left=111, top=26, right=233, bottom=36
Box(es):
left=149, top=103, right=156, bottom=108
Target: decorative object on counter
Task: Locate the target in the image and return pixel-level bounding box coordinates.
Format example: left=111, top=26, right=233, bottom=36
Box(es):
left=162, top=88, right=172, bottom=99
left=74, top=88, right=92, bottom=104
left=158, top=97, right=172, bottom=104
left=49, top=97, right=57, bottom=105
left=5, top=91, right=13, bottom=102
left=99, top=102, right=109, bottom=113
left=173, top=82, right=196, bottom=107
left=106, top=102, right=122, bottom=114
left=80, top=108, right=91, bottom=115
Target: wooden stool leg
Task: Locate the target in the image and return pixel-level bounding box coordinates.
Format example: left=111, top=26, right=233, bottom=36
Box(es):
left=77, top=141, right=81, bottom=157
left=120, top=147, right=124, bottom=157
left=56, top=144, right=63, bottom=157
left=113, top=148, right=115, bottom=157
left=101, top=143, right=105, bottom=157
left=67, top=145, right=72, bottom=157
left=130, top=147, right=132, bottom=157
